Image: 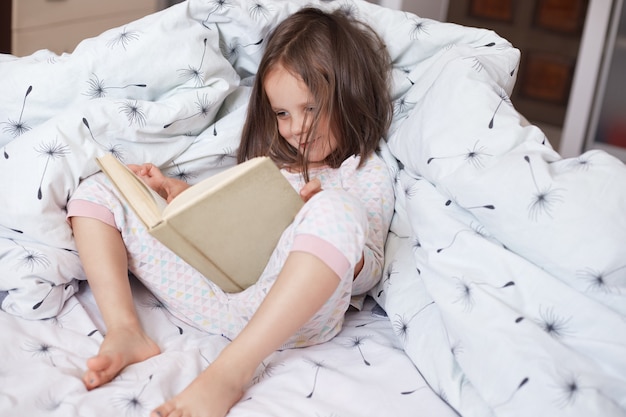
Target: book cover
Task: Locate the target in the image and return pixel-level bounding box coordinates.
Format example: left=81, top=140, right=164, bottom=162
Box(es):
left=96, top=154, right=303, bottom=292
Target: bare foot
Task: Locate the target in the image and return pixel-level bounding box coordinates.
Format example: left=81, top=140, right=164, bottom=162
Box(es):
left=151, top=361, right=246, bottom=417
left=83, top=326, right=160, bottom=390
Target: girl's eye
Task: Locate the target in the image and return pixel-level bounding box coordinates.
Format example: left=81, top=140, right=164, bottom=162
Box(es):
left=275, top=111, right=288, bottom=119
left=305, top=106, right=316, bottom=113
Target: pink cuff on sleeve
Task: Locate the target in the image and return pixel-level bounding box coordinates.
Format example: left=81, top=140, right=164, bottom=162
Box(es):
left=66, top=199, right=117, bottom=229
left=291, top=234, right=351, bottom=278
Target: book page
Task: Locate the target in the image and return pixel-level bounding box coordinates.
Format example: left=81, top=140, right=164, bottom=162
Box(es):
left=163, top=157, right=266, bottom=218
left=97, top=153, right=168, bottom=227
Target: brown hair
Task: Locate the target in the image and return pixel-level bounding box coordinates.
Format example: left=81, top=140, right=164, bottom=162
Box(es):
left=237, top=7, right=392, bottom=182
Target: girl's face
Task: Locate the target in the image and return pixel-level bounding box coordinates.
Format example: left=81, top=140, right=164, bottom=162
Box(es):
left=264, top=64, right=338, bottom=168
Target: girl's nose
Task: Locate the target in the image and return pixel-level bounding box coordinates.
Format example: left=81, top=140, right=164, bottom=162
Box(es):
left=291, top=114, right=307, bottom=139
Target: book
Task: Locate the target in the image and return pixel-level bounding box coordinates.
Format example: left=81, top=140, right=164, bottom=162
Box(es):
left=96, top=153, right=303, bottom=293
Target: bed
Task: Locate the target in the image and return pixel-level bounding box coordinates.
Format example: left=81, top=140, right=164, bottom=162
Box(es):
left=1, top=0, right=625, bottom=416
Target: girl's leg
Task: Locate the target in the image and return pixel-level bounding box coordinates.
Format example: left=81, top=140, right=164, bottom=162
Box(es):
left=152, top=189, right=367, bottom=417
left=71, top=216, right=160, bottom=389
left=151, top=251, right=340, bottom=417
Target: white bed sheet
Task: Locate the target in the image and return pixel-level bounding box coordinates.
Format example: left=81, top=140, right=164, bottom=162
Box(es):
left=1, top=0, right=625, bottom=416
left=0, top=278, right=457, bottom=417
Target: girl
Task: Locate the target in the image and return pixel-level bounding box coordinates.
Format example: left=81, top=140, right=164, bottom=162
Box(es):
left=68, top=7, right=394, bottom=417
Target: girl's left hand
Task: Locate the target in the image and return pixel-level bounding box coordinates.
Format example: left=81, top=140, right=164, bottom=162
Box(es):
left=299, top=178, right=322, bottom=202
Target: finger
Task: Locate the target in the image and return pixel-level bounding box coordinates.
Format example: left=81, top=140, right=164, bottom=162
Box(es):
left=300, top=178, right=322, bottom=202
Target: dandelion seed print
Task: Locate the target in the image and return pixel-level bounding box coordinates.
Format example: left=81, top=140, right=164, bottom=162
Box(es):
left=465, top=141, right=492, bottom=167
left=436, top=228, right=473, bottom=253
left=401, top=67, right=416, bottom=85
left=119, top=100, right=147, bottom=127
left=249, top=2, right=272, bottom=20
left=346, top=336, right=371, bottom=366
left=22, top=340, right=57, bottom=366
left=2, top=85, right=33, bottom=142
left=164, top=93, right=214, bottom=129
left=10, top=238, right=51, bottom=272
left=178, top=38, right=209, bottom=86
left=577, top=264, right=626, bottom=293
left=403, top=179, right=419, bottom=198
left=112, top=374, right=153, bottom=416
left=494, top=377, right=529, bottom=408
left=453, top=277, right=475, bottom=312
left=408, top=17, right=429, bottom=39
left=401, top=386, right=427, bottom=395
left=32, top=281, right=74, bottom=310
left=427, top=140, right=492, bottom=168
left=569, top=154, right=592, bottom=170
left=377, top=261, right=398, bottom=298
left=84, top=74, right=147, bottom=99
left=393, top=96, right=415, bottom=119
left=221, top=40, right=240, bottom=61
left=106, top=27, right=140, bottom=50
left=466, top=56, right=486, bottom=73
left=167, top=164, right=196, bottom=183
left=453, top=276, right=515, bottom=312
left=411, top=235, right=422, bottom=251
left=304, top=359, right=326, bottom=399
left=252, top=360, right=284, bottom=384
left=444, top=198, right=495, bottom=212
left=37, top=390, right=69, bottom=412
left=392, top=302, right=434, bottom=341
left=202, top=0, right=234, bottom=28
left=537, top=306, right=573, bottom=339
left=141, top=296, right=184, bottom=335
left=488, top=87, right=512, bottom=129
left=524, top=155, right=564, bottom=220
left=35, top=139, right=70, bottom=200
left=20, top=248, right=51, bottom=272
left=553, top=373, right=584, bottom=408
left=82, top=117, right=125, bottom=159
left=85, top=75, right=106, bottom=98
left=1, top=224, right=24, bottom=234
left=221, top=38, right=264, bottom=63
left=385, top=260, right=399, bottom=281
left=216, top=148, right=236, bottom=165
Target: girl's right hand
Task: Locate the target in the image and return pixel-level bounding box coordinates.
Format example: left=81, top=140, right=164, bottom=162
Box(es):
left=128, top=163, right=189, bottom=203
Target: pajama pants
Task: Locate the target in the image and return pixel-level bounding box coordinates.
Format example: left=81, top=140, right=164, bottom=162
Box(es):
left=68, top=173, right=368, bottom=349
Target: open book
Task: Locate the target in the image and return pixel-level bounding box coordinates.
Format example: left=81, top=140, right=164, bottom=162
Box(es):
left=96, top=153, right=303, bottom=293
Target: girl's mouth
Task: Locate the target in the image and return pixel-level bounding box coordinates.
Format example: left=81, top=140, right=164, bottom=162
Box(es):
left=300, top=136, right=319, bottom=150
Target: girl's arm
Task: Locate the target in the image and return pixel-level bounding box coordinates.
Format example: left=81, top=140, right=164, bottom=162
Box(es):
left=301, top=177, right=364, bottom=278
left=343, top=154, right=395, bottom=296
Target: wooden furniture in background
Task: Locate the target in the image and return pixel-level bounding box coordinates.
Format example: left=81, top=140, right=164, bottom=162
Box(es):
left=447, top=0, right=588, bottom=151
left=9, top=0, right=161, bottom=57
left=0, top=2, right=10, bottom=54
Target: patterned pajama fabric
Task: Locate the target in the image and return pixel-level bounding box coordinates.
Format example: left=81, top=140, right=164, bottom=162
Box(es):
left=68, top=153, right=394, bottom=348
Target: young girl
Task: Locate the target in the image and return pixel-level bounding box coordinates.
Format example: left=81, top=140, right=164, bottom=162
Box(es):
left=68, top=7, right=394, bottom=417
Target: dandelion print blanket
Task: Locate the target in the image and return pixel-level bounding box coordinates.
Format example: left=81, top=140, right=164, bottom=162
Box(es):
left=1, top=0, right=625, bottom=416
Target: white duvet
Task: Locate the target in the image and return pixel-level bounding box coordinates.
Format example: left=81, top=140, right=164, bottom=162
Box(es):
left=1, top=0, right=625, bottom=416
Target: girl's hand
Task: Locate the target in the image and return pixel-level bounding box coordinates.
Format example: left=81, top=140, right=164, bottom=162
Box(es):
left=299, top=178, right=322, bottom=202
left=128, top=163, right=189, bottom=203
